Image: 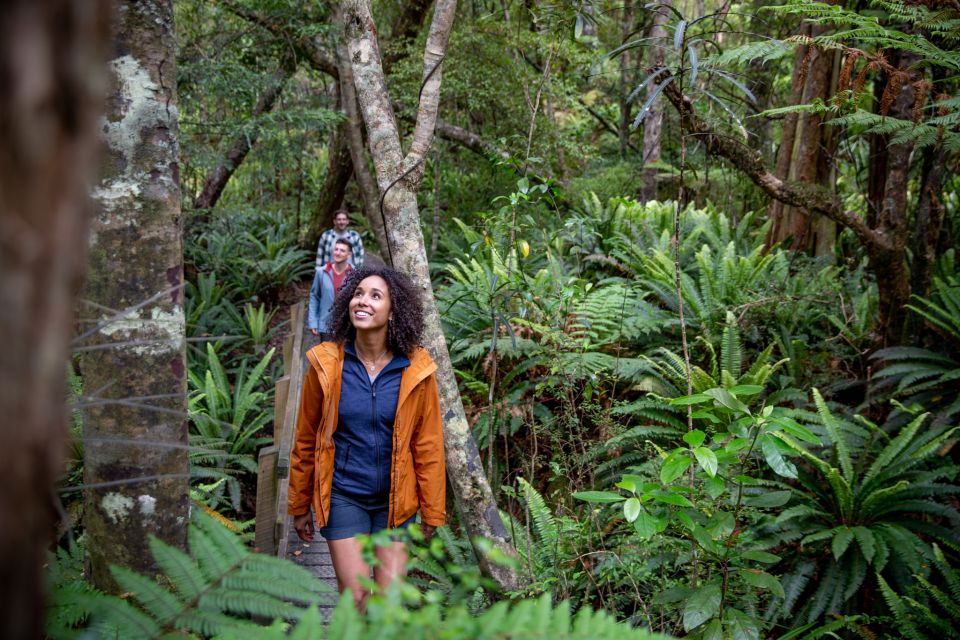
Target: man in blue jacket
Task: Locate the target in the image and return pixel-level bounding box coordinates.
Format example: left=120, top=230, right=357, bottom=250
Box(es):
left=308, top=238, right=353, bottom=341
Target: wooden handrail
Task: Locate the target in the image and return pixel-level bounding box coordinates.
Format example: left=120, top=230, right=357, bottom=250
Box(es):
left=254, top=302, right=305, bottom=555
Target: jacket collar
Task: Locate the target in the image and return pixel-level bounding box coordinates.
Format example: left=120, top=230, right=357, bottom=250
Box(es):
left=308, top=341, right=436, bottom=409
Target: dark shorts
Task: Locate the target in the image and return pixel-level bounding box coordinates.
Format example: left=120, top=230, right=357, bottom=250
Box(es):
left=319, top=490, right=416, bottom=541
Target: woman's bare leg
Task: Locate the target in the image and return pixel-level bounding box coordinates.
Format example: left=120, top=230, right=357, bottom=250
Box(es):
left=373, top=541, right=408, bottom=593
left=327, top=537, right=371, bottom=611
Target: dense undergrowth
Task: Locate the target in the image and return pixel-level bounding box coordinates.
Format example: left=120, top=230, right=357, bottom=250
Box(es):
left=50, top=0, right=960, bottom=637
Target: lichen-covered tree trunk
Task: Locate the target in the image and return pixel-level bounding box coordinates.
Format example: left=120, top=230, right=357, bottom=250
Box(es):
left=342, top=0, right=524, bottom=592
left=765, top=22, right=839, bottom=256
left=0, top=2, right=110, bottom=635
left=81, top=0, right=190, bottom=592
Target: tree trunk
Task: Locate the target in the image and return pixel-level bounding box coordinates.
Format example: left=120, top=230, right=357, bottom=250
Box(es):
left=0, top=2, right=110, bottom=636
left=342, top=0, right=524, bottom=592
left=193, top=62, right=293, bottom=211
left=642, top=4, right=669, bottom=202
left=81, top=0, right=190, bottom=593
left=308, top=118, right=354, bottom=249
left=337, top=36, right=391, bottom=260
left=765, top=22, right=839, bottom=256
left=911, top=144, right=947, bottom=303
left=618, top=0, right=634, bottom=160
left=869, top=52, right=916, bottom=345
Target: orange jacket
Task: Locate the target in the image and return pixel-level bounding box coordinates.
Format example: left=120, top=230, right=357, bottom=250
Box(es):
left=287, top=342, right=446, bottom=528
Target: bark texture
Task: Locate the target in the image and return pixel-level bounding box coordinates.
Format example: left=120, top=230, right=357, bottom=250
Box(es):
left=193, top=62, right=293, bottom=211
left=307, top=117, right=354, bottom=248
left=0, top=2, right=110, bottom=635
left=81, top=0, right=190, bottom=592
left=642, top=4, right=669, bottom=202
left=337, top=36, right=390, bottom=259
left=342, top=0, right=523, bottom=592
left=765, top=23, right=839, bottom=256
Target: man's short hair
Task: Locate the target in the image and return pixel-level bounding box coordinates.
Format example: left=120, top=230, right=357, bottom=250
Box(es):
left=335, top=237, right=353, bottom=251
left=334, top=208, right=349, bottom=220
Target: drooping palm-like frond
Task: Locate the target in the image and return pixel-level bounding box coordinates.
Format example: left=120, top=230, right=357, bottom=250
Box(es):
left=872, top=276, right=960, bottom=425
left=767, top=395, right=960, bottom=625
left=876, top=543, right=960, bottom=640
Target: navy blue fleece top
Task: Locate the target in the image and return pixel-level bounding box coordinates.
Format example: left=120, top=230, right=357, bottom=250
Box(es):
left=331, top=342, right=410, bottom=503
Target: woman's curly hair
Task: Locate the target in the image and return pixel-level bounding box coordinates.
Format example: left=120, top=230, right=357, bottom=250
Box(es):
left=329, top=266, right=424, bottom=356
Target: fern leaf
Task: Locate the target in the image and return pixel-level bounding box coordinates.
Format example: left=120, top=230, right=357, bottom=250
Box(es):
left=109, top=565, right=182, bottom=625
left=812, top=389, right=853, bottom=482
left=149, top=536, right=206, bottom=601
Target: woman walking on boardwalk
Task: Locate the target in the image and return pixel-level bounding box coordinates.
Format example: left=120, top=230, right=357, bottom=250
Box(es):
left=287, top=266, right=445, bottom=610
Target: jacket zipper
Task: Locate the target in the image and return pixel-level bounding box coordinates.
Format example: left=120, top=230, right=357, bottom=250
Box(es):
left=372, top=384, right=380, bottom=496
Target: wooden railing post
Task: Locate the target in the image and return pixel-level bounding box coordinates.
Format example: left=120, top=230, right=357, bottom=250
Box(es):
left=254, top=302, right=304, bottom=554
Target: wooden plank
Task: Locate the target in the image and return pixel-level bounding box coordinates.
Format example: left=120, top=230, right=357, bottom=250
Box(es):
left=282, top=335, right=294, bottom=377
left=273, top=375, right=290, bottom=450
left=253, top=445, right=279, bottom=554
left=275, top=302, right=305, bottom=559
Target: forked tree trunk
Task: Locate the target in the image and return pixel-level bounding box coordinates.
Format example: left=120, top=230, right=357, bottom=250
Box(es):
left=342, top=0, right=524, bottom=592
left=0, top=2, right=110, bottom=635
left=80, top=0, right=190, bottom=592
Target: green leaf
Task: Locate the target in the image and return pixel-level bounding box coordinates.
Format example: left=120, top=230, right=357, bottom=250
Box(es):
left=623, top=497, right=642, bottom=523
left=761, top=435, right=797, bottom=478
left=683, top=429, right=707, bottom=447
left=704, top=388, right=751, bottom=415
left=683, top=583, right=722, bottom=631
left=703, top=618, right=723, bottom=640
left=832, top=527, right=854, bottom=561
left=572, top=491, right=624, bottom=503
left=742, top=550, right=780, bottom=564
left=694, top=446, right=719, bottom=477
left=767, top=417, right=820, bottom=444
left=670, top=393, right=712, bottom=405
left=743, top=490, right=791, bottom=508
left=729, top=384, right=764, bottom=396
left=813, top=388, right=853, bottom=481
left=633, top=510, right=663, bottom=539
left=705, top=475, right=726, bottom=498
left=852, top=526, right=876, bottom=564
left=661, top=450, right=693, bottom=483
left=738, top=569, right=785, bottom=598
left=652, top=491, right=694, bottom=507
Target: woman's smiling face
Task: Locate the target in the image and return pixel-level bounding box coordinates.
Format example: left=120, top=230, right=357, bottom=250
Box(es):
left=349, top=275, right=392, bottom=331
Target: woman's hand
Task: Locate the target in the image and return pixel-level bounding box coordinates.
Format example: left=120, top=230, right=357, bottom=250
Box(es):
left=294, top=512, right=314, bottom=541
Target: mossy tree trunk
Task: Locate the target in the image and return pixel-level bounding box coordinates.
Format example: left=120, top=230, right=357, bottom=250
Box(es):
left=342, top=0, right=524, bottom=592
left=80, top=0, right=190, bottom=593
left=0, top=2, right=110, bottom=635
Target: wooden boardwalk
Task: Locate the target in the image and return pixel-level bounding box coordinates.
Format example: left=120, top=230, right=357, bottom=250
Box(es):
left=255, top=304, right=338, bottom=612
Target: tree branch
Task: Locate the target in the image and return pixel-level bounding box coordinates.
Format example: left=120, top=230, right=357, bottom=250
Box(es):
left=193, top=62, right=294, bottom=211
left=659, top=73, right=880, bottom=248
left=221, top=0, right=338, bottom=77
